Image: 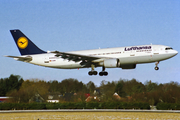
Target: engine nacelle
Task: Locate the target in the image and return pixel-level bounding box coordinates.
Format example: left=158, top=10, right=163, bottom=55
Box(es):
left=100, top=59, right=120, bottom=68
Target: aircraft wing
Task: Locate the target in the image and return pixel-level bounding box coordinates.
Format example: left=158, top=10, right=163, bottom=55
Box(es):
left=5, top=55, right=32, bottom=62
left=51, top=51, right=105, bottom=67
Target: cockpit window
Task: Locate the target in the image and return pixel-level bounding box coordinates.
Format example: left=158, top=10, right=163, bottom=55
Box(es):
left=165, top=47, right=173, bottom=50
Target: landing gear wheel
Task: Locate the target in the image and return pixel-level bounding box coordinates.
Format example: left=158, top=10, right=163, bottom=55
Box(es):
left=99, top=71, right=108, bottom=76
left=155, top=66, right=159, bottom=70
left=88, top=71, right=98, bottom=76
left=104, top=71, right=108, bottom=76
left=99, top=66, right=108, bottom=76
left=99, top=72, right=103, bottom=76
left=88, top=64, right=98, bottom=76
left=93, top=71, right=98, bottom=75
left=155, top=62, right=160, bottom=71
left=88, top=71, right=93, bottom=76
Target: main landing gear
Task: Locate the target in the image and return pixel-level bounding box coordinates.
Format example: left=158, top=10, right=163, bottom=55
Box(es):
left=88, top=65, right=108, bottom=76
left=99, top=66, right=108, bottom=76
left=155, top=62, right=159, bottom=70
left=88, top=64, right=98, bottom=76
left=88, top=71, right=98, bottom=75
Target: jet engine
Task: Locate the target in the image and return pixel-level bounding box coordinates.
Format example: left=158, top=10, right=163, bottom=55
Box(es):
left=100, top=59, right=120, bottom=68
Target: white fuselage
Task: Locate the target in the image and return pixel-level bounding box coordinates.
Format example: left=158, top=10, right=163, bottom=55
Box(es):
left=21, top=45, right=178, bottom=69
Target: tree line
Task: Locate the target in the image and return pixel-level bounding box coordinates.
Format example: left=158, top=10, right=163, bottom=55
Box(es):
left=1, top=74, right=180, bottom=105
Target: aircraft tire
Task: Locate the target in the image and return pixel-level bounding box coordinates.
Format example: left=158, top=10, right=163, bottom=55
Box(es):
left=89, top=71, right=98, bottom=76
left=155, top=67, right=159, bottom=70
left=104, top=71, right=108, bottom=76
left=88, top=71, right=93, bottom=76
left=99, top=71, right=108, bottom=76
left=99, top=72, right=103, bottom=76
left=93, top=71, right=98, bottom=75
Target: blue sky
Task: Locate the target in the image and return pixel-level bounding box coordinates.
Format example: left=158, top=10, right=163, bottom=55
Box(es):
left=1, top=0, right=180, bottom=86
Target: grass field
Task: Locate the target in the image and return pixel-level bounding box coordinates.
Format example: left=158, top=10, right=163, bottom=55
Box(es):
left=0, top=112, right=180, bottom=120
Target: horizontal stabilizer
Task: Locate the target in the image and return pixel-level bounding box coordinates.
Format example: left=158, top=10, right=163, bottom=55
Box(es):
left=5, top=55, right=32, bottom=62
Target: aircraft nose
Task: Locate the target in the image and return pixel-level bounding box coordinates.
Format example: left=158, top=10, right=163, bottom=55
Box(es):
left=174, top=50, right=178, bottom=56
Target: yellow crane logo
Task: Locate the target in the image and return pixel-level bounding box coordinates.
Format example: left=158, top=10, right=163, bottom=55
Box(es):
left=17, top=37, right=28, bottom=49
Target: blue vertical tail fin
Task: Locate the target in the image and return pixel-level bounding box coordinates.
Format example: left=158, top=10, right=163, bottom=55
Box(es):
left=10, top=29, right=46, bottom=55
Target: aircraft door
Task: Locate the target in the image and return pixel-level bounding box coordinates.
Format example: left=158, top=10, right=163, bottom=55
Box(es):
left=130, top=50, right=135, bottom=56
left=153, top=46, right=159, bottom=55
left=44, top=56, right=49, bottom=63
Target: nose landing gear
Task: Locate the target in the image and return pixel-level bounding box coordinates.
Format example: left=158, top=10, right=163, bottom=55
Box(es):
left=155, top=62, right=159, bottom=70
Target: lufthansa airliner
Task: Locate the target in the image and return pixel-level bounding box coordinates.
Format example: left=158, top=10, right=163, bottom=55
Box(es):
left=6, top=29, right=178, bottom=76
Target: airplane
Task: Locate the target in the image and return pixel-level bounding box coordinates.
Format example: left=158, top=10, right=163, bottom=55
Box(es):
left=6, top=29, right=178, bottom=76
